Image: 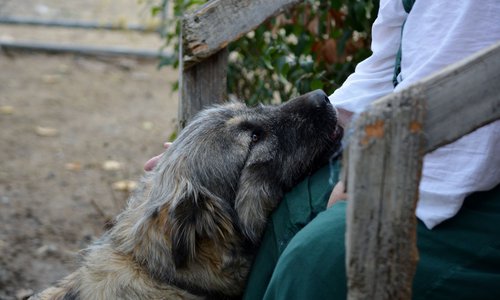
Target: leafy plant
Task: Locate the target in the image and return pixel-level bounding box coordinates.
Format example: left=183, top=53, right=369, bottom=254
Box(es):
left=152, top=0, right=378, bottom=105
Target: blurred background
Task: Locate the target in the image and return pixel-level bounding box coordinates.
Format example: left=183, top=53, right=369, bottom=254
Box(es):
left=0, top=0, right=376, bottom=298
left=0, top=1, right=178, bottom=299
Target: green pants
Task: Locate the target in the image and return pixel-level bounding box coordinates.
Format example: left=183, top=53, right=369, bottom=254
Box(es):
left=243, top=163, right=500, bottom=299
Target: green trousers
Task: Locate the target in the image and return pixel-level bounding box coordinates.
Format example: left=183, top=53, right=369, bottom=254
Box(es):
left=243, top=163, right=500, bottom=299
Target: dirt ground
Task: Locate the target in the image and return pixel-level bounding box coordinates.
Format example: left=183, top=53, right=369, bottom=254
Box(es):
left=0, top=51, right=178, bottom=300
left=0, top=1, right=182, bottom=298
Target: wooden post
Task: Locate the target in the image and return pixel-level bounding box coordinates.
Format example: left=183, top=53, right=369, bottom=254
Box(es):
left=178, top=47, right=228, bottom=129
left=345, top=42, right=500, bottom=300
left=346, top=88, right=424, bottom=300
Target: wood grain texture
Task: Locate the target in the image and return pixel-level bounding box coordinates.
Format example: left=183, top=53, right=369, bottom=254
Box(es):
left=182, top=0, right=301, bottom=65
left=373, top=41, right=500, bottom=152
left=423, top=42, right=500, bottom=151
left=346, top=88, right=424, bottom=300
left=179, top=48, right=228, bottom=129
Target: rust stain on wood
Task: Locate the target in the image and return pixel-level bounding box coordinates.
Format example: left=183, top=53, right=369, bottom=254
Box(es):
left=361, top=120, right=385, bottom=145
left=409, top=121, right=423, bottom=133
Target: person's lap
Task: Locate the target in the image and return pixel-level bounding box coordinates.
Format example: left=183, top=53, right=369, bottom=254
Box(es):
left=243, top=163, right=500, bottom=299
left=413, top=188, right=500, bottom=299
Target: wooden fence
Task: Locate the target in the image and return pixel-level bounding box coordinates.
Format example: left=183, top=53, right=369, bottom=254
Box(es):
left=179, top=1, right=500, bottom=298
left=345, top=42, right=500, bottom=299
left=178, top=0, right=301, bottom=128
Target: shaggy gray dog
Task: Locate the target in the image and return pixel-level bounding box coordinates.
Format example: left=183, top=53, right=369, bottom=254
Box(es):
left=31, top=90, right=342, bottom=300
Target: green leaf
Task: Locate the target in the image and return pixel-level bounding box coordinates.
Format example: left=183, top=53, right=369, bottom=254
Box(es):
left=154, top=0, right=376, bottom=105
left=331, top=0, right=343, bottom=10
left=310, top=78, right=324, bottom=90
left=151, top=6, right=162, bottom=17
left=168, top=130, right=178, bottom=142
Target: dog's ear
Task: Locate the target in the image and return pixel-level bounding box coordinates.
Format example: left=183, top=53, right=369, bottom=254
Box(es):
left=169, top=192, right=198, bottom=269
left=234, top=169, right=281, bottom=244
left=169, top=183, right=235, bottom=269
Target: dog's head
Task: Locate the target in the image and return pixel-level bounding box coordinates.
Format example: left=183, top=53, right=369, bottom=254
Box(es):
left=150, top=90, right=342, bottom=269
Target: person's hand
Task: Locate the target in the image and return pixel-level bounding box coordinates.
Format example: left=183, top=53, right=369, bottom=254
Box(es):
left=144, top=142, right=172, bottom=171
left=327, top=181, right=347, bottom=208
left=337, top=107, right=353, bottom=128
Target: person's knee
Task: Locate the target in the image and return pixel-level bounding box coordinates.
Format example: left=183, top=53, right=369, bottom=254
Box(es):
left=264, top=204, right=348, bottom=299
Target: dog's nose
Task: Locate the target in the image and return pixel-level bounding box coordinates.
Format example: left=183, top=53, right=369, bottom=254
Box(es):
left=308, top=89, right=330, bottom=109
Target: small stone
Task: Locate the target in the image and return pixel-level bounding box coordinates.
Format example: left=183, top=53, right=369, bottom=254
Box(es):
left=142, top=121, right=154, bottom=131
left=0, top=105, right=15, bottom=115
left=102, top=160, right=122, bottom=171
left=35, top=126, right=59, bottom=137
left=112, top=180, right=138, bottom=192
left=65, top=162, right=82, bottom=171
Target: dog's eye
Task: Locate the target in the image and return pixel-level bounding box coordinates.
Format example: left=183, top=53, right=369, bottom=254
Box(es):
left=251, top=132, right=260, bottom=143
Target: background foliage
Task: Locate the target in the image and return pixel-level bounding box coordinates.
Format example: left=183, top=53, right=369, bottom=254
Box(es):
left=154, top=0, right=378, bottom=105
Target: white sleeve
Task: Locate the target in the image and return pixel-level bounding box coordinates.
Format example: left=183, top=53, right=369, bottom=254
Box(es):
left=328, top=0, right=407, bottom=118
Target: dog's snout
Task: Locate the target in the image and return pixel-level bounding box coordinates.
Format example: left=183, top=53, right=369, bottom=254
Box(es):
left=281, top=89, right=336, bottom=118
left=308, top=89, right=330, bottom=109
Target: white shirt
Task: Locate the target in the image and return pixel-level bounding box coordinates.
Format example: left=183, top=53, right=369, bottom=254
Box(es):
left=329, top=0, right=500, bottom=229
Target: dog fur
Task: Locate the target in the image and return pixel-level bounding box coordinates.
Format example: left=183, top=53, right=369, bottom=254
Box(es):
left=30, top=90, right=342, bottom=300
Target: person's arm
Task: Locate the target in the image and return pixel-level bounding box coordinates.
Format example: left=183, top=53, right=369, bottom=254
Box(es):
left=327, top=0, right=408, bottom=207
left=329, top=0, right=407, bottom=122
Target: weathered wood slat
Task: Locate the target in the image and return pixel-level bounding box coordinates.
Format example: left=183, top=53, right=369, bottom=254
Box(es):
left=346, top=42, right=500, bottom=300
left=422, top=42, right=500, bottom=151
left=182, top=0, right=301, bottom=66
left=179, top=48, right=228, bottom=129
left=373, top=41, right=500, bottom=152
left=346, top=88, right=424, bottom=300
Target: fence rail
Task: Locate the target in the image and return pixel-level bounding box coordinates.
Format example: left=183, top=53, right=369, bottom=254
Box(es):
left=0, top=39, right=171, bottom=59
left=178, top=0, right=302, bottom=129
left=0, top=16, right=157, bottom=32
left=182, top=0, right=301, bottom=67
